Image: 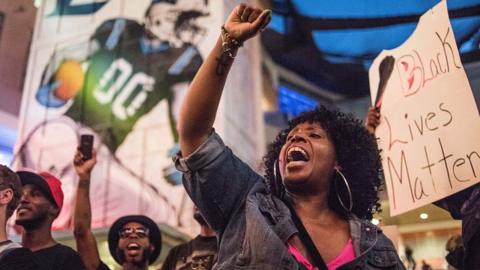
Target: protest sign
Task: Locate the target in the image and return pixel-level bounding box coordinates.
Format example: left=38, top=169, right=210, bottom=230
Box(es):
left=369, top=0, right=480, bottom=216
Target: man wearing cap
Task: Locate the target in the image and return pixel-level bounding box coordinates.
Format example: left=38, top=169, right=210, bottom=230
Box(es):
left=73, top=150, right=162, bottom=270
left=15, top=170, right=85, bottom=269
left=0, top=165, right=42, bottom=269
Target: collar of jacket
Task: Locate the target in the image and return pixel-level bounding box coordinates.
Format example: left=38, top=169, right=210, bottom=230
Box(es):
left=348, top=215, right=378, bottom=256
left=255, top=189, right=379, bottom=256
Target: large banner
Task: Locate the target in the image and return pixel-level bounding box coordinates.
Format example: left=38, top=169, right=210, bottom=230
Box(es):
left=14, top=0, right=265, bottom=234
left=369, top=0, right=480, bottom=216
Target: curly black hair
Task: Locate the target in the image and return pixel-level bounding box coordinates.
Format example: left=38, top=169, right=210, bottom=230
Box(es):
left=0, top=165, right=22, bottom=219
left=263, top=106, right=382, bottom=220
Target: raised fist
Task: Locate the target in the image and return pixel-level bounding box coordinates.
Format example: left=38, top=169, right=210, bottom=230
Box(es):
left=223, top=4, right=271, bottom=42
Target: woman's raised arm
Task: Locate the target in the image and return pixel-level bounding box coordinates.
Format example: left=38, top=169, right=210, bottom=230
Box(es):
left=178, top=4, right=271, bottom=156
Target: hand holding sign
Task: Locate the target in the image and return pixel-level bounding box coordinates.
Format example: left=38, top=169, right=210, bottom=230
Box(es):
left=365, top=107, right=381, bottom=135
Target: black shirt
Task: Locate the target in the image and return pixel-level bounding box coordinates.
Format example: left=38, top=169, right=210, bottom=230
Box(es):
left=34, top=244, right=85, bottom=270
left=162, top=235, right=217, bottom=270
left=0, top=247, right=44, bottom=270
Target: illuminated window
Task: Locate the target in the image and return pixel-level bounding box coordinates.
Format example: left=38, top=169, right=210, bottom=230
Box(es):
left=278, top=84, right=318, bottom=118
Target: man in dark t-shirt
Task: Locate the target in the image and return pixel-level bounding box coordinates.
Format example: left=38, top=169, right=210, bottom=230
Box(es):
left=15, top=171, right=85, bottom=270
left=161, top=207, right=217, bottom=270
left=0, top=165, right=43, bottom=270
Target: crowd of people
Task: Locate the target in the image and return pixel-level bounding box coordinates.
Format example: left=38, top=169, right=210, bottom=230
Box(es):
left=0, top=3, right=479, bottom=270
left=0, top=149, right=213, bottom=270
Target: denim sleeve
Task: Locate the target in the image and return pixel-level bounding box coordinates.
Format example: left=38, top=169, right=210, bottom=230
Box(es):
left=175, top=131, right=263, bottom=232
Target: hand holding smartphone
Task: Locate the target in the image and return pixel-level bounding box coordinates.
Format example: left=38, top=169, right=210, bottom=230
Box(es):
left=79, top=134, right=94, bottom=160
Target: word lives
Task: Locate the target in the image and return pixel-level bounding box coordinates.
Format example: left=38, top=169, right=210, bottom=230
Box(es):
left=383, top=102, right=479, bottom=210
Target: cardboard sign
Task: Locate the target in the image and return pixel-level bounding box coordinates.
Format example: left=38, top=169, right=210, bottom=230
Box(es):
left=369, top=0, right=480, bottom=216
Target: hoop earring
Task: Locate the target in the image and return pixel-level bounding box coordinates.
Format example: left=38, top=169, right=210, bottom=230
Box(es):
left=273, top=159, right=285, bottom=199
left=334, top=168, right=353, bottom=213
left=273, top=159, right=279, bottom=183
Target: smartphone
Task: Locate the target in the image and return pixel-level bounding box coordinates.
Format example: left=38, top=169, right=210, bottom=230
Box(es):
left=79, top=134, right=94, bottom=160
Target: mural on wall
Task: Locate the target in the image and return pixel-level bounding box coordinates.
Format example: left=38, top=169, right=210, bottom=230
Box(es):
left=14, top=0, right=220, bottom=233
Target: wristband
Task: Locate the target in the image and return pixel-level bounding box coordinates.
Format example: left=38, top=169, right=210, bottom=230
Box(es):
left=220, top=25, right=243, bottom=58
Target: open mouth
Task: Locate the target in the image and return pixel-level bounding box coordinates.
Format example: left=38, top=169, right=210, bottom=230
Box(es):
left=286, top=146, right=310, bottom=163
left=17, top=206, right=32, bottom=214
left=125, top=243, right=142, bottom=257
left=127, top=243, right=141, bottom=251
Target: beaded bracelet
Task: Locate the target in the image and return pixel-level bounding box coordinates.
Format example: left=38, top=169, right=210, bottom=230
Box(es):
left=220, top=25, right=243, bottom=58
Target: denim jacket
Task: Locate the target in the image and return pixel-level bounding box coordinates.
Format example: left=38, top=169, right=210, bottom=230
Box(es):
left=175, top=132, right=405, bottom=270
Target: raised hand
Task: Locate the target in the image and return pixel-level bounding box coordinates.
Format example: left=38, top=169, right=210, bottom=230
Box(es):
left=223, top=4, right=271, bottom=42
left=178, top=4, right=271, bottom=156
left=365, top=107, right=381, bottom=135
left=73, top=149, right=97, bottom=180
left=73, top=148, right=100, bottom=270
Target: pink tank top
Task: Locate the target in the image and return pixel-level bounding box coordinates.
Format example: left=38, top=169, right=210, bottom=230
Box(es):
left=287, top=239, right=356, bottom=270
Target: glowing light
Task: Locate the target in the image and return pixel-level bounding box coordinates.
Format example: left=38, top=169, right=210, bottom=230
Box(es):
left=420, top=213, right=429, bottom=220
left=0, top=152, right=13, bottom=165
left=34, top=0, right=42, bottom=8
left=371, top=218, right=380, bottom=225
